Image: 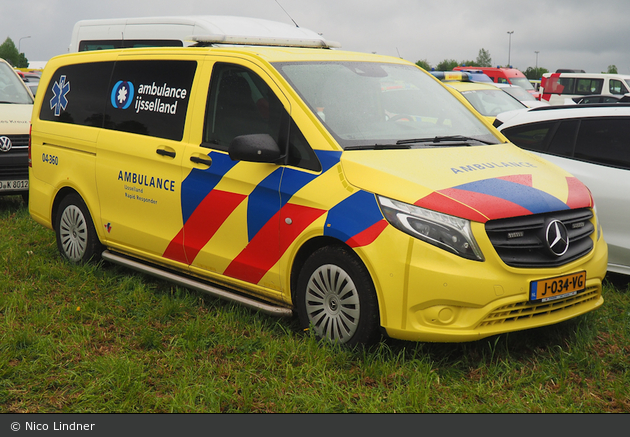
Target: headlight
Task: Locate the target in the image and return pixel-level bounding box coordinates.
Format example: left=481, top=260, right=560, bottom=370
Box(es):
left=377, top=195, right=484, bottom=261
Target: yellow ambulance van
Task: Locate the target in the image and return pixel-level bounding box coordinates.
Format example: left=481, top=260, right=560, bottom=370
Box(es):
left=29, top=18, right=607, bottom=345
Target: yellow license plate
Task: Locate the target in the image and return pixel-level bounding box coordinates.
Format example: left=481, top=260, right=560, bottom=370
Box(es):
left=530, top=271, right=586, bottom=302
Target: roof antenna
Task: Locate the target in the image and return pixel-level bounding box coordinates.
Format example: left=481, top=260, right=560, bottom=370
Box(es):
left=275, top=0, right=300, bottom=27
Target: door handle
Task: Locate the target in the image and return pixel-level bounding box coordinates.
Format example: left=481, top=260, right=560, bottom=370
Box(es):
left=190, top=156, right=213, bottom=166
left=156, top=148, right=176, bottom=158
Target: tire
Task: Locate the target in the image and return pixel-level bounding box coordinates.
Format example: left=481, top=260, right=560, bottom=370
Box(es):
left=296, top=245, right=381, bottom=346
left=55, top=194, right=103, bottom=263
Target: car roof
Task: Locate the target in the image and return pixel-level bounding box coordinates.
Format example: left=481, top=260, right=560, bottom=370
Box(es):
left=55, top=44, right=413, bottom=66
left=495, top=103, right=630, bottom=128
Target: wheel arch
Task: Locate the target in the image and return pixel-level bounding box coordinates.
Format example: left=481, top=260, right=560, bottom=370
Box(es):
left=51, top=187, right=81, bottom=231
left=51, top=187, right=102, bottom=245
left=289, top=236, right=380, bottom=311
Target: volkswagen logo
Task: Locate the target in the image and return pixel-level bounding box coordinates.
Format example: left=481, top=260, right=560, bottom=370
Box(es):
left=0, top=136, right=11, bottom=152
left=546, top=219, right=569, bottom=257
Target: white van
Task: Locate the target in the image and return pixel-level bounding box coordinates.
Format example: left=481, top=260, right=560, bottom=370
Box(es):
left=68, top=15, right=337, bottom=52
left=541, top=72, right=630, bottom=105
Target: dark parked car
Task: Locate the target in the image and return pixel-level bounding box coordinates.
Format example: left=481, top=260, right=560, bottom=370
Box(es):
left=573, top=94, right=630, bottom=104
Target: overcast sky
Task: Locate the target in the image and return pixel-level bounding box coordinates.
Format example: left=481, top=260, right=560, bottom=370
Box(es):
left=1, top=0, right=629, bottom=75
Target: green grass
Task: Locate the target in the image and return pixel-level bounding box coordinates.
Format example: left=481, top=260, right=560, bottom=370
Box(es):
left=1, top=195, right=629, bottom=413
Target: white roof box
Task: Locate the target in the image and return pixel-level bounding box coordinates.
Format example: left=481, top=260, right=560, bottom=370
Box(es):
left=69, top=15, right=341, bottom=52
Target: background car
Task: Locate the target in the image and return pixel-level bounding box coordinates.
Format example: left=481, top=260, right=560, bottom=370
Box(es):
left=454, top=66, right=541, bottom=99
left=572, top=94, right=630, bottom=104
left=495, top=104, right=630, bottom=275
left=431, top=71, right=527, bottom=122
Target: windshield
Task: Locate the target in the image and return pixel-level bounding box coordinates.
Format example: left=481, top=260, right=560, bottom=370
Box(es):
left=273, top=61, right=498, bottom=149
left=456, top=88, right=526, bottom=117
left=508, top=77, right=535, bottom=90
left=0, top=62, right=33, bottom=104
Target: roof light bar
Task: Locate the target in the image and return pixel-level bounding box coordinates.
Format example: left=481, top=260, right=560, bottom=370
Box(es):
left=430, top=71, right=472, bottom=82
left=191, top=34, right=341, bottom=49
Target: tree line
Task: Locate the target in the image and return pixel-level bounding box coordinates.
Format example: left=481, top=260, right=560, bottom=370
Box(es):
left=0, top=38, right=620, bottom=76
left=415, top=48, right=619, bottom=78
left=0, top=37, right=29, bottom=68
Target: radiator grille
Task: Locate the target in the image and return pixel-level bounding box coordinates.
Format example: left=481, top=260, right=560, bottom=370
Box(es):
left=485, top=208, right=594, bottom=268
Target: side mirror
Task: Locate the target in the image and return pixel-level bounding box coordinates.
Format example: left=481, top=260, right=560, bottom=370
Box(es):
left=228, top=134, right=282, bottom=163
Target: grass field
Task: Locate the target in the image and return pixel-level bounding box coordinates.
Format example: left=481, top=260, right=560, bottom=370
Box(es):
left=1, top=195, right=629, bottom=413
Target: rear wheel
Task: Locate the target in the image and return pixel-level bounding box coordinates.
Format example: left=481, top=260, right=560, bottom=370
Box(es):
left=55, top=194, right=103, bottom=263
left=296, top=245, right=380, bottom=346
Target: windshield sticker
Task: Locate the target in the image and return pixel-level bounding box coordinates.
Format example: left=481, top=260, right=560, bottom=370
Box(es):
left=111, top=80, right=188, bottom=115
left=50, top=75, right=70, bottom=117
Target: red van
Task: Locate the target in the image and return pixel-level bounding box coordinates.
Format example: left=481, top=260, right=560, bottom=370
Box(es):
left=454, top=66, right=540, bottom=99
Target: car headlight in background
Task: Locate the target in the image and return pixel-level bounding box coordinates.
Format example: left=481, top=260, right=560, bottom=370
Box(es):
left=378, top=195, right=484, bottom=261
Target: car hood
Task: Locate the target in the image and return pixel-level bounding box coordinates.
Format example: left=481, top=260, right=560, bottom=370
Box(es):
left=340, top=143, right=592, bottom=223
left=0, top=104, right=32, bottom=134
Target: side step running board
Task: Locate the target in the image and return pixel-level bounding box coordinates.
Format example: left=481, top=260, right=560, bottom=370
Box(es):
left=101, top=250, right=294, bottom=318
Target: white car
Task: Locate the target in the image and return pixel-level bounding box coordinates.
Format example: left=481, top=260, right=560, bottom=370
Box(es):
left=495, top=104, right=630, bottom=274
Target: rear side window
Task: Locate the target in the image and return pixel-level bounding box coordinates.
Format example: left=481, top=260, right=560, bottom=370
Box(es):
left=575, top=78, right=603, bottom=95
left=40, top=60, right=196, bottom=141
left=575, top=118, right=630, bottom=168
left=105, top=60, right=196, bottom=140
left=502, top=119, right=579, bottom=158
left=39, top=62, right=114, bottom=126
left=547, top=120, right=579, bottom=156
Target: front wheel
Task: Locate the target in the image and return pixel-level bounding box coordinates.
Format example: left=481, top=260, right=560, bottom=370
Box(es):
left=55, top=194, right=103, bottom=263
left=296, top=246, right=381, bottom=346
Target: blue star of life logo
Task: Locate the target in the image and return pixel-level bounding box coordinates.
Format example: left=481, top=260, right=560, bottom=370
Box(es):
left=111, top=80, right=134, bottom=109
left=50, top=75, right=70, bottom=117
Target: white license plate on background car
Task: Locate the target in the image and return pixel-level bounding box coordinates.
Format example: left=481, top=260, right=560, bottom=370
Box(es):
left=0, top=180, right=28, bottom=191
left=530, top=271, right=586, bottom=302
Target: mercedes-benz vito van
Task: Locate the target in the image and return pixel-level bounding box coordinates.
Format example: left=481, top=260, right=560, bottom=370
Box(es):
left=29, top=18, right=607, bottom=345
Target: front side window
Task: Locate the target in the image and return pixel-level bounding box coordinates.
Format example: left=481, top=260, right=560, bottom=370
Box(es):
left=203, top=63, right=321, bottom=171
left=609, top=79, right=629, bottom=95
left=502, top=121, right=558, bottom=152
left=274, top=61, right=497, bottom=149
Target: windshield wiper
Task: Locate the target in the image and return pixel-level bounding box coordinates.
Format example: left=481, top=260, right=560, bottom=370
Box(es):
left=396, top=135, right=496, bottom=146
left=344, top=143, right=411, bottom=151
